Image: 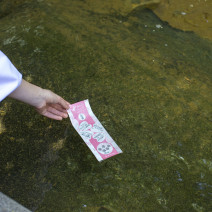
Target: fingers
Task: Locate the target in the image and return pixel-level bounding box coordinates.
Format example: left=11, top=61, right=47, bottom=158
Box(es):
left=45, top=90, right=70, bottom=110
left=51, top=103, right=68, bottom=113
left=38, top=107, right=66, bottom=120
left=48, top=106, right=68, bottom=118
left=37, top=89, right=71, bottom=120
left=42, top=111, right=63, bottom=120
left=55, top=96, right=70, bottom=110
left=52, top=95, right=70, bottom=111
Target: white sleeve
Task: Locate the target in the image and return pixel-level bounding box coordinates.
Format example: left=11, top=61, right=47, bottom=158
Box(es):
left=0, top=51, right=22, bottom=102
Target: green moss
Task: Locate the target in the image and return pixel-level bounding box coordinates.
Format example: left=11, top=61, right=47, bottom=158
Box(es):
left=0, top=0, right=211, bottom=211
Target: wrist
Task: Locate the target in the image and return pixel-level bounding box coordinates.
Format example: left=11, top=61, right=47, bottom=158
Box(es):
left=30, top=87, right=46, bottom=108
left=9, top=79, right=46, bottom=108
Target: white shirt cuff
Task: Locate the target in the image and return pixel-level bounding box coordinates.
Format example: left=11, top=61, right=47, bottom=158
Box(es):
left=0, top=51, right=22, bottom=102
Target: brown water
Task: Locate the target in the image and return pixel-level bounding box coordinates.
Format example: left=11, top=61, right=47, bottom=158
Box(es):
left=0, top=0, right=212, bottom=211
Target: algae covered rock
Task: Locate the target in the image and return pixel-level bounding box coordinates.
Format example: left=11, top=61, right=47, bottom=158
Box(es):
left=85, top=0, right=160, bottom=15
left=153, top=0, right=212, bottom=40
left=0, top=0, right=30, bottom=18
left=85, top=0, right=212, bottom=40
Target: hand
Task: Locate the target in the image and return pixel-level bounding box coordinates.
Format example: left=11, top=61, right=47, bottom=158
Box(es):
left=36, top=89, right=70, bottom=120
left=9, top=79, right=70, bottom=120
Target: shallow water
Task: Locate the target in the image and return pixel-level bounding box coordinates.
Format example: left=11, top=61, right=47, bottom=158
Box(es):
left=0, top=0, right=212, bottom=211
left=153, top=0, right=212, bottom=41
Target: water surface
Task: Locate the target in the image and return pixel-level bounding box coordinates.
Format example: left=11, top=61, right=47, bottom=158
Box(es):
left=0, top=0, right=211, bottom=211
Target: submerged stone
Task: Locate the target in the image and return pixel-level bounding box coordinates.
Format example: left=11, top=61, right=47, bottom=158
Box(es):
left=0, top=0, right=211, bottom=211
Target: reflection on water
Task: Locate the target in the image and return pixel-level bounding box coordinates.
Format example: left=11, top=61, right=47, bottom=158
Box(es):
left=0, top=0, right=211, bottom=211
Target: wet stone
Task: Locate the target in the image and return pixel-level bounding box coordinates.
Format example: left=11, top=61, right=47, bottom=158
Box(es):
left=0, top=192, right=31, bottom=212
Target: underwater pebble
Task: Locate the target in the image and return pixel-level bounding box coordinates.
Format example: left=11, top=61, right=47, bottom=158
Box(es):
left=176, top=171, right=183, bottom=182
left=34, top=47, right=41, bottom=53
left=200, top=172, right=205, bottom=179
left=153, top=30, right=155, bottom=32
left=177, top=141, right=182, bottom=146
left=6, top=26, right=16, bottom=33
left=165, top=44, right=168, bottom=46
left=3, top=36, right=16, bottom=45
left=145, top=25, right=147, bottom=27
left=18, top=39, right=26, bottom=47
left=156, top=24, right=163, bottom=29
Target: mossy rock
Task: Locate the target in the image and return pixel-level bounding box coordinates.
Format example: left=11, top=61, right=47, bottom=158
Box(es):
left=85, top=0, right=160, bottom=15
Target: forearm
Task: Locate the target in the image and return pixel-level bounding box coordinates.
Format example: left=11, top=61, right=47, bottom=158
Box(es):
left=1, top=50, right=69, bottom=120
left=8, top=79, right=45, bottom=108
left=8, top=79, right=70, bottom=120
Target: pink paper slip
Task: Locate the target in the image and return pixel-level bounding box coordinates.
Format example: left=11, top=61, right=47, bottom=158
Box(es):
left=67, top=99, right=122, bottom=162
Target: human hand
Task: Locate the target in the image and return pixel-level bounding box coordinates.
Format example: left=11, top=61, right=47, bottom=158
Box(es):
left=36, top=89, right=70, bottom=120
left=9, top=79, right=70, bottom=120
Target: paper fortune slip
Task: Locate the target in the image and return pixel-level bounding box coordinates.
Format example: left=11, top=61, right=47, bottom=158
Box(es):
left=67, top=99, right=122, bottom=162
